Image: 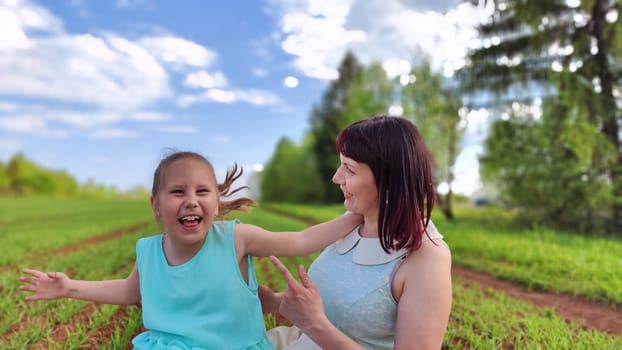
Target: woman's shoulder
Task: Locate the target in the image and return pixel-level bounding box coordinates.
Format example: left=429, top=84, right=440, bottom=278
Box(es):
left=391, top=239, right=451, bottom=302
left=401, top=238, right=451, bottom=277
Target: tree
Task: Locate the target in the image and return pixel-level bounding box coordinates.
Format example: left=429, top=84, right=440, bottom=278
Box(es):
left=480, top=98, right=613, bottom=232
left=0, top=162, right=9, bottom=193
left=7, top=153, right=41, bottom=194
left=460, top=0, right=621, bottom=233
left=5, top=153, right=80, bottom=195
left=260, top=136, right=325, bottom=203
left=342, top=62, right=395, bottom=125
left=402, top=64, right=463, bottom=219
left=310, top=51, right=364, bottom=203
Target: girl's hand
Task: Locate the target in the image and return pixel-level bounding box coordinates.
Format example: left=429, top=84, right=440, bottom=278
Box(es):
left=258, top=284, right=282, bottom=314
left=269, top=256, right=327, bottom=331
left=19, top=269, right=70, bottom=301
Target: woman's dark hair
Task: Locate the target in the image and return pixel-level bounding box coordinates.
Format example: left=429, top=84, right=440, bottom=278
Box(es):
left=335, top=115, right=435, bottom=252
left=151, top=150, right=255, bottom=217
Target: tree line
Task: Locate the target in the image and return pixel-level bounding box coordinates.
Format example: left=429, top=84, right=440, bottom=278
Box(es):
left=0, top=153, right=148, bottom=198
left=260, top=0, right=620, bottom=235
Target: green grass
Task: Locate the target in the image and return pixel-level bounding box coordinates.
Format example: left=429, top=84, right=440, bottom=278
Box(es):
left=437, top=206, right=622, bottom=304
left=2, top=197, right=621, bottom=348
left=446, top=277, right=622, bottom=349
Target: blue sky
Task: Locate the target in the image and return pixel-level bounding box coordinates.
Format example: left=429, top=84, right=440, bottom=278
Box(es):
left=0, top=0, right=491, bottom=196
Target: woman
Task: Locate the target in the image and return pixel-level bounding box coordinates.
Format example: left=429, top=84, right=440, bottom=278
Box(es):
left=265, top=115, right=452, bottom=349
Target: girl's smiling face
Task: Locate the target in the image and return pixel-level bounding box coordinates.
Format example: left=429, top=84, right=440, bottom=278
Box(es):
left=151, top=157, right=219, bottom=246
left=332, top=154, right=379, bottom=218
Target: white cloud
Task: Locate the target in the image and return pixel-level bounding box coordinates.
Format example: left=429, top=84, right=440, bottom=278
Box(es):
left=185, top=70, right=228, bottom=89
left=279, top=11, right=366, bottom=79
left=115, top=0, right=149, bottom=9
left=211, top=136, right=232, bottom=144
left=151, top=125, right=197, bottom=133
left=0, top=2, right=234, bottom=112
left=399, top=0, right=463, bottom=13
left=129, top=111, right=172, bottom=122
left=138, top=36, right=217, bottom=68
left=252, top=68, right=268, bottom=77
left=49, top=110, right=169, bottom=127
left=89, top=127, right=139, bottom=139
left=0, top=101, right=18, bottom=111
left=0, top=115, right=68, bottom=136
left=0, top=1, right=63, bottom=50
left=0, top=106, right=173, bottom=138
left=0, top=33, right=170, bottom=110
left=177, top=88, right=282, bottom=107
left=0, top=0, right=279, bottom=134
left=269, top=0, right=488, bottom=79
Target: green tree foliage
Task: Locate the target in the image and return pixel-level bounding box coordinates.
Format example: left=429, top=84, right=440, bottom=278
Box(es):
left=402, top=64, right=463, bottom=219
left=0, top=162, right=10, bottom=193
left=267, top=52, right=463, bottom=208
left=481, top=98, right=613, bottom=232
left=7, top=153, right=46, bottom=194
left=1, top=153, right=124, bottom=198
left=461, top=0, right=621, bottom=233
left=78, top=178, right=120, bottom=199
left=310, top=51, right=364, bottom=203
left=309, top=54, right=398, bottom=203
left=6, top=153, right=79, bottom=196
left=342, top=62, right=394, bottom=124
left=260, top=136, right=325, bottom=203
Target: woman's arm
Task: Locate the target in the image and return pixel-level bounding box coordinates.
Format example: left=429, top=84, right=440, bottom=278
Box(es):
left=269, top=256, right=366, bottom=349
left=393, top=240, right=452, bottom=349
left=235, top=211, right=362, bottom=258
left=19, top=264, right=141, bottom=306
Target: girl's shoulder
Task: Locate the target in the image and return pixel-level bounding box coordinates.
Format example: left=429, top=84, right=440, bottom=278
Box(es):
left=210, top=219, right=241, bottom=235
left=136, top=233, right=162, bottom=246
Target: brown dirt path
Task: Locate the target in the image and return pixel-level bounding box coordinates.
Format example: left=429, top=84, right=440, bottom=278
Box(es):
left=452, top=265, right=622, bottom=336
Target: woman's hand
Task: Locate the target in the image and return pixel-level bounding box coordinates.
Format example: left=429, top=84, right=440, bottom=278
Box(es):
left=268, top=256, right=327, bottom=331
left=19, top=269, right=70, bottom=301
left=269, top=256, right=368, bottom=349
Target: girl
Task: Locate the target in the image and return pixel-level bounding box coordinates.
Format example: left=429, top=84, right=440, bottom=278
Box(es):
left=19, top=151, right=361, bottom=350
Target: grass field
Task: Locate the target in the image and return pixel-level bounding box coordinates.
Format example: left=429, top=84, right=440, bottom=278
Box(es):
left=0, top=197, right=620, bottom=349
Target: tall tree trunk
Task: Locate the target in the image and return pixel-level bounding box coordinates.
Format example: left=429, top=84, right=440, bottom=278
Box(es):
left=592, top=0, right=622, bottom=232
left=443, top=120, right=457, bottom=220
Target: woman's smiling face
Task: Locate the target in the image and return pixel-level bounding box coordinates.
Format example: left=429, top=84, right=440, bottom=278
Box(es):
left=332, top=154, right=379, bottom=217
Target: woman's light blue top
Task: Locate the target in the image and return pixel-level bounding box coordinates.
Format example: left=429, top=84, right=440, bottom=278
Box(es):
left=305, top=222, right=444, bottom=350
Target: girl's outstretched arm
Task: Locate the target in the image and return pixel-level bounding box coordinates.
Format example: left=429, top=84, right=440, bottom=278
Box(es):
left=235, top=211, right=362, bottom=258
left=19, top=264, right=141, bottom=306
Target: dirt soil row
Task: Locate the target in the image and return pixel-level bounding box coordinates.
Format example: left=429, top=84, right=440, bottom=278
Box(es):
left=451, top=265, right=622, bottom=335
